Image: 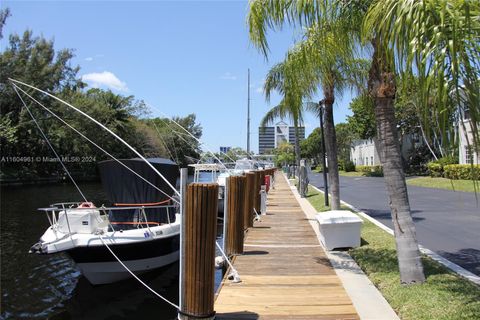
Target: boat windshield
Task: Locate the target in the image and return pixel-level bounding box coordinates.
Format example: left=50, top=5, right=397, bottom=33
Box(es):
left=235, top=160, right=256, bottom=170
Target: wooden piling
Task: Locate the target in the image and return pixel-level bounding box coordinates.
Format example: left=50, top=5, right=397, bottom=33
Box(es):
left=254, top=171, right=262, bottom=214
left=244, top=172, right=256, bottom=229
left=225, top=175, right=245, bottom=256
left=180, top=183, right=218, bottom=320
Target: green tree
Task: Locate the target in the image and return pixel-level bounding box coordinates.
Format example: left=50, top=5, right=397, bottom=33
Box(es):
left=225, top=147, right=248, bottom=162
left=0, top=21, right=203, bottom=180
left=247, top=0, right=480, bottom=284
left=274, top=141, right=295, bottom=167
left=300, top=128, right=323, bottom=163
left=346, top=94, right=376, bottom=140
left=148, top=114, right=202, bottom=168
left=335, top=123, right=358, bottom=163
left=0, top=29, right=83, bottom=178
left=251, top=15, right=369, bottom=209
left=261, top=61, right=305, bottom=166
left=0, top=8, right=10, bottom=39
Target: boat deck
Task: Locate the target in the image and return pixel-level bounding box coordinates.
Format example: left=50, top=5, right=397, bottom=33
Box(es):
left=215, top=174, right=359, bottom=319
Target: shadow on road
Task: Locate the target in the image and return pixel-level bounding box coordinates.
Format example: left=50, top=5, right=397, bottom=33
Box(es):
left=437, top=248, right=480, bottom=275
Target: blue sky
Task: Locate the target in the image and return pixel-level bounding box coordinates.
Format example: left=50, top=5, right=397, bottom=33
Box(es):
left=2, top=0, right=355, bottom=154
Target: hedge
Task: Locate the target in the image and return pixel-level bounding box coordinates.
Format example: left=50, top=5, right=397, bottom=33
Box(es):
left=427, top=162, right=443, bottom=177
left=427, top=156, right=458, bottom=178
left=443, top=164, right=480, bottom=180
left=356, top=165, right=383, bottom=177
left=338, top=160, right=356, bottom=172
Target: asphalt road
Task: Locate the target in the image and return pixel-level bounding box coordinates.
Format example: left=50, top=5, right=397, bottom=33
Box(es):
left=308, top=172, right=480, bottom=276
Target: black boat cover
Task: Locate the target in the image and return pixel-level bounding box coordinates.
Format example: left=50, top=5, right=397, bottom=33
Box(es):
left=98, top=158, right=179, bottom=205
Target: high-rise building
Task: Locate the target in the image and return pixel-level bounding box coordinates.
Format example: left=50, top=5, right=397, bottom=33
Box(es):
left=219, top=146, right=231, bottom=154
left=258, top=121, right=305, bottom=154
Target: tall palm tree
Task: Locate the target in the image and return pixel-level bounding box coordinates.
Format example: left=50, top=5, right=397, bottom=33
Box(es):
left=261, top=62, right=305, bottom=166
left=247, top=0, right=479, bottom=284
left=281, top=25, right=369, bottom=210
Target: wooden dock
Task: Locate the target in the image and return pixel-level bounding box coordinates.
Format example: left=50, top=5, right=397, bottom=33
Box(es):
left=215, top=174, right=359, bottom=320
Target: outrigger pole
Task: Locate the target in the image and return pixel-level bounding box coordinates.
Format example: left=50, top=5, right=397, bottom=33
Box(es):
left=12, top=83, right=178, bottom=204
left=247, top=68, right=251, bottom=158
left=9, top=78, right=180, bottom=198
left=156, top=111, right=232, bottom=168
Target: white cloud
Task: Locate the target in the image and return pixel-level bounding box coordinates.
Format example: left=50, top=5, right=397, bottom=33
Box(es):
left=256, top=86, right=263, bottom=94
left=82, top=71, right=128, bottom=92
left=84, top=57, right=94, bottom=62
left=220, top=72, right=237, bottom=81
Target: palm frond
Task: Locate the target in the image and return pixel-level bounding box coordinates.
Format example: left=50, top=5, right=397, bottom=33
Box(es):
left=259, top=102, right=287, bottom=129
left=365, top=0, right=480, bottom=152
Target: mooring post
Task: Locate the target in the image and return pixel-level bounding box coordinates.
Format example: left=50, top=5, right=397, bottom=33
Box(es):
left=222, top=177, right=229, bottom=253
left=265, top=169, right=274, bottom=193
left=268, top=169, right=275, bottom=190
left=179, top=168, right=188, bottom=317
left=254, top=171, right=261, bottom=215
left=299, top=160, right=308, bottom=198
left=179, top=183, right=218, bottom=320
left=260, top=185, right=267, bottom=215
left=225, top=175, right=246, bottom=256
left=244, top=172, right=256, bottom=229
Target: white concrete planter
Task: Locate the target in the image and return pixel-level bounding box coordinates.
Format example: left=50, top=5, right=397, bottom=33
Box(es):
left=315, top=210, right=363, bottom=250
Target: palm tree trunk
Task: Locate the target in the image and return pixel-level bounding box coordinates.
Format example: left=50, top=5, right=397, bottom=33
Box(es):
left=293, top=118, right=301, bottom=167
left=323, top=86, right=341, bottom=210
left=369, top=40, right=425, bottom=284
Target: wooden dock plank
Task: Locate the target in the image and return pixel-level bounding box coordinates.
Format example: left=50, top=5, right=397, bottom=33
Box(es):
left=215, top=174, right=359, bottom=320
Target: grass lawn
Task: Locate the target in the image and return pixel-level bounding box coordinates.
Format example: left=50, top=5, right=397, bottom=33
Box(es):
left=314, top=170, right=372, bottom=177
left=306, top=187, right=480, bottom=320
left=339, top=170, right=364, bottom=177
left=407, top=176, right=479, bottom=193
left=306, top=187, right=350, bottom=211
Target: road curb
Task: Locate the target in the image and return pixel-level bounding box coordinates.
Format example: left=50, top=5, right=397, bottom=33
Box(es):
left=309, top=184, right=480, bottom=286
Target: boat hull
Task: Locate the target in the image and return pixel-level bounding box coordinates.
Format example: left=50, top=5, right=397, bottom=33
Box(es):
left=67, top=234, right=180, bottom=285
left=76, top=250, right=179, bottom=285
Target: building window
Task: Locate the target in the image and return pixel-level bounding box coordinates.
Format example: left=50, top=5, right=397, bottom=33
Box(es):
left=464, top=106, right=470, bottom=120
left=371, top=156, right=374, bottom=165
left=466, top=146, right=474, bottom=163
left=365, top=157, right=368, bottom=166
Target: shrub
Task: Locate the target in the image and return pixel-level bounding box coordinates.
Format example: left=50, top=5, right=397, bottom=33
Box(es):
left=339, top=159, right=354, bottom=171
left=427, top=156, right=459, bottom=177
left=437, top=156, right=458, bottom=166
left=356, top=165, right=383, bottom=177
left=427, top=162, right=443, bottom=177
left=443, top=164, right=480, bottom=180
left=344, top=160, right=356, bottom=172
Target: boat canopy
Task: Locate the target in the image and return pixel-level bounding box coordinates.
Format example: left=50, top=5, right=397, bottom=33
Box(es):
left=234, top=158, right=257, bottom=171
left=98, top=158, right=179, bottom=205
left=188, top=163, right=223, bottom=171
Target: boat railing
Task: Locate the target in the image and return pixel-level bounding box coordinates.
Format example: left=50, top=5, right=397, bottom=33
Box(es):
left=38, top=203, right=178, bottom=236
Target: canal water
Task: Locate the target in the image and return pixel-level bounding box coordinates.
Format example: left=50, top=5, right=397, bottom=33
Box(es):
left=0, top=180, right=224, bottom=320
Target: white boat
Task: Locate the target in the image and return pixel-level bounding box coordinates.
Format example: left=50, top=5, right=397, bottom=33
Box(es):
left=30, top=158, right=180, bottom=285
left=233, top=158, right=258, bottom=173
left=189, top=163, right=228, bottom=215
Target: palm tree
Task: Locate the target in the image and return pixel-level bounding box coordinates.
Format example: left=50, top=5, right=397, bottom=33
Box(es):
left=261, top=62, right=305, bottom=167
left=247, top=0, right=479, bottom=284
left=281, top=25, right=369, bottom=210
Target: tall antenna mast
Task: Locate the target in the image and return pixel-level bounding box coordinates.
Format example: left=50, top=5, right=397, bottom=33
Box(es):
left=247, top=68, right=251, bottom=157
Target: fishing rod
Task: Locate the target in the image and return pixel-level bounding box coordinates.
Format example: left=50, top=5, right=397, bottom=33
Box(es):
left=150, top=113, right=231, bottom=169
left=12, top=82, right=179, bottom=204
left=10, top=78, right=180, bottom=198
